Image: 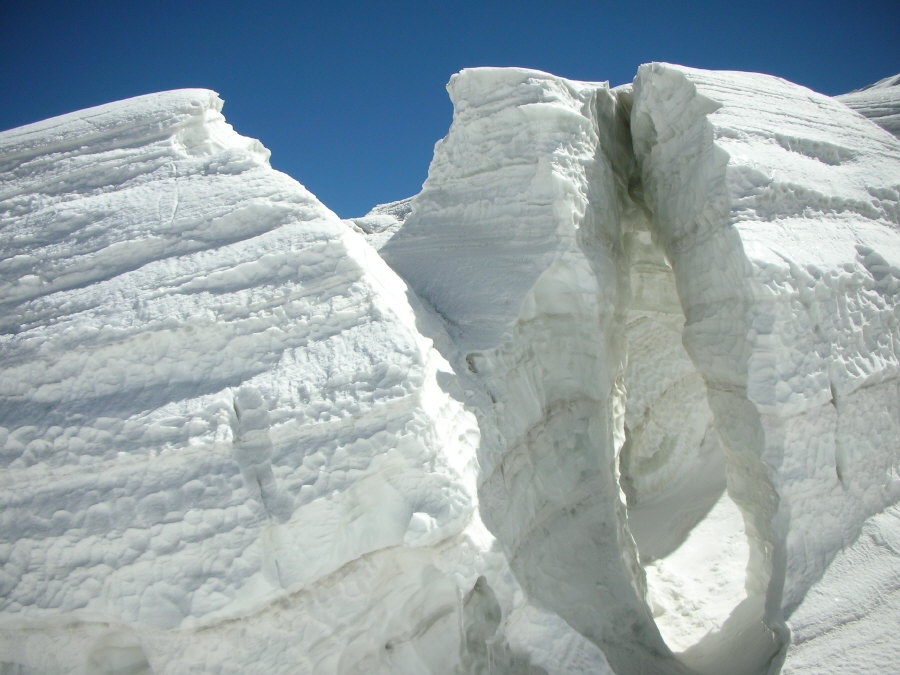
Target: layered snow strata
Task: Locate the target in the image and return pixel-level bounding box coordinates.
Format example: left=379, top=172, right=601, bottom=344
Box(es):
left=0, top=90, right=489, bottom=673
left=837, top=73, right=900, bottom=139
left=383, top=68, right=684, bottom=674
left=631, top=62, right=900, bottom=673
left=345, top=197, right=414, bottom=250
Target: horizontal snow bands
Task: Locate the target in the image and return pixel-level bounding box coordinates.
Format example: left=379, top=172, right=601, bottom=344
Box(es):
left=382, top=67, right=607, bottom=351
left=480, top=394, right=603, bottom=529
left=0, top=448, right=259, bottom=615
left=838, top=84, right=900, bottom=139
left=0, top=192, right=321, bottom=320
left=0, top=89, right=224, bottom=164
left=0, top=397, right=468, bottom=625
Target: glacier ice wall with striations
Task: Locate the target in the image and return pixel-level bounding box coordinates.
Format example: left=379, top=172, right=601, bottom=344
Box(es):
left=631, top=62, right=900, bottom=673
left=0, top=89, right=516, bottom=674
left=384, top=67, right=683, bottom=674
left=1, top=64, right=898, bottom=675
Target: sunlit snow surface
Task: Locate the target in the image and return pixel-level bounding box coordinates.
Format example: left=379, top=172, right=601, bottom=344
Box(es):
left=837, top=73, right=900, bottom=139
left=1, top=66, right=898, bottom=674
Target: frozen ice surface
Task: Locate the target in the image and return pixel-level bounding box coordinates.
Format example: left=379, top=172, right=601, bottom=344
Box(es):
left=1, top=64, right=899, bottom=674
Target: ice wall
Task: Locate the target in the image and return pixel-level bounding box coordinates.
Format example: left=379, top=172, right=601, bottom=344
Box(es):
left=631, top=62, right=900, bottom=673
left=383, top=68, right=684, bottom=674
left=384, top=64, right=899, bottom=673
left=0, top=90, right=497, bottom=674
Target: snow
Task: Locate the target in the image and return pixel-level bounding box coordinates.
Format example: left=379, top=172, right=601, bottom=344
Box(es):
left=0, top=89, right=497, bottom=673
left=345, top=197, right=414, bottom=250
left=631, top=62, right=900, bottom=674
left=1, top=65, right=898, bottom=675
left=837, top=73, right=900, bottom=139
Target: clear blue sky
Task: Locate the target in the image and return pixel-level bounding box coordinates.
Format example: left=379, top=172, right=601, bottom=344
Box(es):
left=2, top=1, right=897, bottom=217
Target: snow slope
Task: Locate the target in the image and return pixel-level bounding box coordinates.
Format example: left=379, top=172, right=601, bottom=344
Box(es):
left=344, top=196, right=414, bottom=250
left=1, top=65, right=898, bottom=675
left=837, top=73, right=900, bottom=139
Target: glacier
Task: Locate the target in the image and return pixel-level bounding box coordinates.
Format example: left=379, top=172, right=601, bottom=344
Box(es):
left=0, top=65, right=898, bottom=675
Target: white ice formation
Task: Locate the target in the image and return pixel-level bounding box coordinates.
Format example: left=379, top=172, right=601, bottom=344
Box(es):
left=837, top=73, right=900, bottom=139
left=1, top=64, right=898, bottom=675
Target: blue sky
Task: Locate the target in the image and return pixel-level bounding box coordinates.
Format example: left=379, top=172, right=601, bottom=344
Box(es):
left=2, top=1, right=897, bottom=217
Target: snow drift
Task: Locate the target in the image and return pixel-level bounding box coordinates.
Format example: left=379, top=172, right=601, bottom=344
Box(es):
left=1, top=65, right=898, bottom=674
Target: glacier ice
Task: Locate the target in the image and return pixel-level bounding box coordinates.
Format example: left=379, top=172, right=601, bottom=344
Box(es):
left=0, top=90, right=495, bottom=674
left=1, top=64, right=898, bottom=675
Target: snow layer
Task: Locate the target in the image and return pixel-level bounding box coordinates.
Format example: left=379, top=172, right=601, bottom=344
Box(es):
left=383, top=68, right=685, bottom=674
left=0, top=90, right=498, bottom=673
left=631, top=62, right=900, bottom=673
left=783, top=504, right=900, bottom=674
left=2, top=64, right=899, bottom=675
left=345, top=197, right=414, bottom=250
left=837, top=73, right=900, bottom=139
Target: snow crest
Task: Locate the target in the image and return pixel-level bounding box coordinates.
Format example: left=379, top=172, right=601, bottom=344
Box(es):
left=837, top=72, right=900, bottom=139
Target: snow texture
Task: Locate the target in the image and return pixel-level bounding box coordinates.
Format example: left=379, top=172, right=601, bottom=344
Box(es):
left=1, top=64, right=898, bottom=675
left=345, top=197, right=414, bottom=250
left=837, top=73, right=900, bottom=139
left=0, top=90, right=499, bottom=674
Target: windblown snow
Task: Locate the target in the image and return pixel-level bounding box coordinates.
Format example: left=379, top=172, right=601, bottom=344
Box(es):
left=1, top=65, right=898, bottom=675
left=837, top=72, right=900, bottom=139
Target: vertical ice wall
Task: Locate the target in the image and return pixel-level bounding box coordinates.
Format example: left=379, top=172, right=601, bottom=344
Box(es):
left=383, top=68, right=685, bottom=674
left=384, top=63, right=900, bottom=674
left=631, top=62, right=900, bottom=673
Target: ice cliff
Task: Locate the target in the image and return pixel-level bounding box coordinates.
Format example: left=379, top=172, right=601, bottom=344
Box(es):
left=1, top=65, right=898, bottom=675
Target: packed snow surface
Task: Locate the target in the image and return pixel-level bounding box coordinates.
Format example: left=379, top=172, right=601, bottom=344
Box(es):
left=837, top=73, right=900, bottom=138
left=1, top=64, right=898, bottom=675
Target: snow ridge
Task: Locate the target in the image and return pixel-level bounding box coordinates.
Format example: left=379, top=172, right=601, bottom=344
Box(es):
left=837, top=72, right=900, bottom=139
